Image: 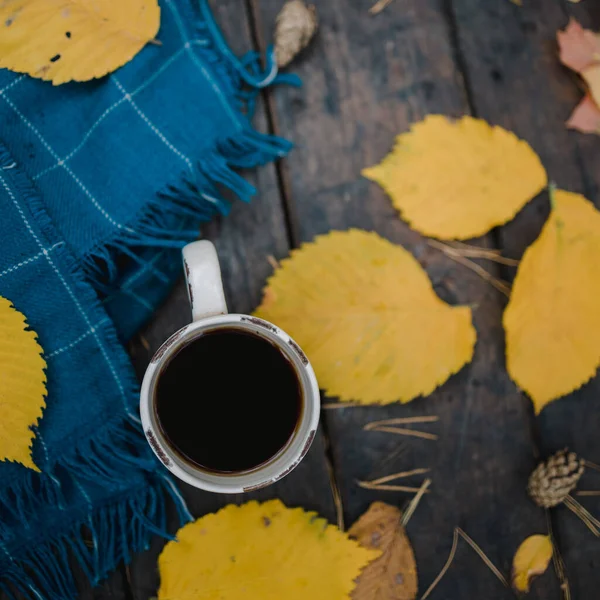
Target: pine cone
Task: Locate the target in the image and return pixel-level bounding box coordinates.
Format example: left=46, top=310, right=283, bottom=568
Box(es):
left=274, top=1, right=318, bottom=68
left=528, top=449, right=584, bottom=508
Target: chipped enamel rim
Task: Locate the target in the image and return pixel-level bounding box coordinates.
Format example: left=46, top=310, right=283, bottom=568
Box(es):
left=140, top=314, right=320, bottom=494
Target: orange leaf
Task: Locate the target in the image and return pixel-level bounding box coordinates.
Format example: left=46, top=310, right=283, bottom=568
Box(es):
left=558, top=18, right=600, bottom=135
left=348, top=502, right=418, bottom=600
left=557, top=18, right=600, bottom=73
left=566, top=94, right=600, bottom=134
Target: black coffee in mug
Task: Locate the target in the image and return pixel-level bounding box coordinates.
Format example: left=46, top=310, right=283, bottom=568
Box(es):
left=155, top=328, right=302, bottom=473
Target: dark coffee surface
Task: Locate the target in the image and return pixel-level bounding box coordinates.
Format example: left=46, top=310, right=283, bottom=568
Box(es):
left=155, top=328, right=301, bottom=473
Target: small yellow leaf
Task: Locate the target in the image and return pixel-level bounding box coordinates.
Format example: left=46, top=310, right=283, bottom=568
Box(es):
left=504, top=190, right=600, bottom=413
left=0, top=296, right=46, bottom=470
left=348, top=502, right=418, bottom=600
left=158, top=500, right=378, bottom=600
left=363, top=115, right=547, bottom=240
left=254, top=229, right=476, bottom=404
left=511, top=534, right=552, bottom=593
left=0, top=0, right=160, bottom=85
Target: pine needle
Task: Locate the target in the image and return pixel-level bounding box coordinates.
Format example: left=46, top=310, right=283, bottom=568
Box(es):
left=357, top=481, right=427, bottom=493
left=420, top=527, right=508, bottom=599
left=364, top=416, right=439, bottom=429
left=449, top=240, right=501, bottom=254
left=420, top=528, right=459, bottom=600
left=328, top=463, right=345, bottom=532
left=576, top=490, right=600, bottom=496
left=428, top=240, right=511, bottom=297
left=546, top=510, right=571, bottom=600
left=323, top=434, right=344, bottom=531
left=367, top=426, right=438, bottom=441
left=401, top=478, right=431, bottom=527
left=368, top=468, right=430, bottom=486
left=438, top=239, right=520, bottom=266
left=565, top=495, right=600, bottom=536
left=322, top=402, right=362, bottom=409
left=369, top=0, right=394, bottom=14
left=583, top=459, right=600, bottom=473
left=456, top=528, right=509, bottom=587
left=266, top=255, right=280, bottom=270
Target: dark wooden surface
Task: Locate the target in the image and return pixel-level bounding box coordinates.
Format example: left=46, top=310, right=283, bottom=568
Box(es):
left=96, top=1, right=600, bottom=598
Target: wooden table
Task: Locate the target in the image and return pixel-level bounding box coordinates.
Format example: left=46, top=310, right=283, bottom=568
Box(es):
left=91, top=1, right=600, bottom=598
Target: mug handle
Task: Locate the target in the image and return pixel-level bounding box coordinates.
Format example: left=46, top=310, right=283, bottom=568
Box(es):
left=182, top=241, right=228, bottom=321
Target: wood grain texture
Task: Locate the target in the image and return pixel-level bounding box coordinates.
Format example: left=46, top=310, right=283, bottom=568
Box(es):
left=450, top=0, right=600, bottom=595
left=124, top=2, right=336, bottom=599
left=251, top=0, right=559, bottom=598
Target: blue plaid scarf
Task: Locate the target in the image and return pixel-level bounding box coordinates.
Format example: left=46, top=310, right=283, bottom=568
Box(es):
left=0, top=1, right=294, bottom=597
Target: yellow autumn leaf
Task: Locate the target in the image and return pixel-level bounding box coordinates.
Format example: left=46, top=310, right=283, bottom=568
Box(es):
left=363, top=115, right=547, bottom=240
left=504, top=189, right=600, bottom=413
left=511, top=535, right=552, bottom=593
left=158, top=499, right=378, bottom=600
left=254, top=229, right=476, bottom=404
left=0, top=0, right=160, bottom=85
left=0, top=296, right=46, bottom=470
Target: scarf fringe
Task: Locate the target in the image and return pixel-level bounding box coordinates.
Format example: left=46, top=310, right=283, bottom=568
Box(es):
left=1, top=475, right=190, bottom=600
left=82, top=126, right=292, bottom=288
left=81, top=7, right=297, bottom=293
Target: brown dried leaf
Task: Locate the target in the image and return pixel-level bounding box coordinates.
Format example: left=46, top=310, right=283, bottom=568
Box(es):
left=348, top=502, right=418, bottom=600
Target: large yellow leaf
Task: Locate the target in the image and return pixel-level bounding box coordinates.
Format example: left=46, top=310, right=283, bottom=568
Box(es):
left=362, top=115, right=547, bottom=240
left=504, top=190, right=600, bottom=413
left=254, top=229, right=476, bottom=404
left=158, top=500, right=378, bottom=600
left=0, top=0, right=160, bottom=85
left=511, top=535, right=552, bottom=593
left=0, top=296, right=46, bottom=470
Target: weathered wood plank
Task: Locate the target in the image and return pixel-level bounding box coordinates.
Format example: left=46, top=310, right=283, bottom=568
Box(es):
left=251, top=0, right=559, bottom=598
left=450, top=0, right=600, bottom=595
left=124, top=2, right=336, bottom=599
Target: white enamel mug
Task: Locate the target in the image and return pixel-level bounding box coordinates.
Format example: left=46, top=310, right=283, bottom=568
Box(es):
left=140, top=240, right=320, bottom=493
